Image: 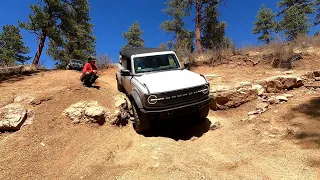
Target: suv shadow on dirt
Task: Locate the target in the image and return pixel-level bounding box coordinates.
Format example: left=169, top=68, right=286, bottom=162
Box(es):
left=141, top=117, right=212, bottom=141
left=285, top=97, right=320, bottom=149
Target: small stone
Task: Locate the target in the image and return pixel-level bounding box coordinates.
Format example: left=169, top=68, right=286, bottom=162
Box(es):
left=248, top=111, right=257, bottom=116
left=262, top=119, right=270, bottom=123
left=151, top=156, right=159, bottom=160
left=282, top=94, right=294, bottom=98
left=72, top=119, right=81, bottom=124
left=209, top=120, right=221, bottom=130
left=40, top=142, right=46, bottom=146
left=315, top=77, right=320, bottom=81
left=284, top=71, right=293, bottom=75
left=190, top=136, right=198, bottom=141
left=154, top=162, right=160, bottom=168
left=252, top=84, right=265, bottom=96
left=256, top=102, right=269, bottom=109
left=276, top=96, right=288, bottom=102
left=268, top=134, right=276, bottom=138
left=268, top=96, right=280, bottom=104
left=248, top=115, right=256, bottom=120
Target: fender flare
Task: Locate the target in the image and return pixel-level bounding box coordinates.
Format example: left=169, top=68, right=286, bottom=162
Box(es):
left=129, top=90, right=143, bottom=109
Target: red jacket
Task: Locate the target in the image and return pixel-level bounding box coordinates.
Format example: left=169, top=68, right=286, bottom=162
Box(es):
left=80, top=62, right=97, bottom=79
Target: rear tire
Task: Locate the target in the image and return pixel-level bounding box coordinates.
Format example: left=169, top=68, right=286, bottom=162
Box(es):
left=131, top=102, right=149, bottom=134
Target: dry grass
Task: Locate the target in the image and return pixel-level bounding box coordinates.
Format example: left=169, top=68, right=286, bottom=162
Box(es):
left=189, top=35, right=319, bottom=69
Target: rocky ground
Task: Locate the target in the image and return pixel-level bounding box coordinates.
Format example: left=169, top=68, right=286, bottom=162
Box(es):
left=0, top=63, right=319, bottom=180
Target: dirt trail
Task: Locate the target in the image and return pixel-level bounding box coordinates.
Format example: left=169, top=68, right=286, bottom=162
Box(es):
left=0, top=68, right=319, bottom=180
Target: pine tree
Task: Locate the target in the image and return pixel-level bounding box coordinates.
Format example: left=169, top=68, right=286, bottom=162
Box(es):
left=201, top=0, right=228, bottom=49
left=188, top=0, right=225, bottom=54
left=277, top=0, right=314, bottom=40
left=19, top=0, right=64, bottom=67
left=314, top=0, right=320, bottom=25
left=158, top=43, right=167, bottom=50
left=160, top=0, right=194, bottom=52
left=47, top=0, right=96, bottom=66
left=0, top=25, right=31, bottom=66
left=122, top=21, right=145, bottom=48
left=253, top=4, right=276, bottom=44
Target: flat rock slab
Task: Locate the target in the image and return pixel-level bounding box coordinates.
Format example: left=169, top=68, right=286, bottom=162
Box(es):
left=0, top=103, right=27, bottom=131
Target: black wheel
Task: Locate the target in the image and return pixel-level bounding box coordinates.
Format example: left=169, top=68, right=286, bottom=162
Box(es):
left=199, top=105, right=210, bottom=119
left=117, top=80, right=125, bottom=93
left=131, top=102, right=149, bottom=134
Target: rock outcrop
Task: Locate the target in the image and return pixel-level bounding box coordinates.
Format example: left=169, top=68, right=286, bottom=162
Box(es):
left=110, top=95, right=132, bottom=126
left=255, top=76, right=303, bottom=93
left=210, top=82, right=261, bottom=110
left=209, top=73, right=309, bottom=111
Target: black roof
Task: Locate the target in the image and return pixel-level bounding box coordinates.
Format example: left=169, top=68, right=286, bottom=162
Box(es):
left=120, top=48, right=170, bottom=57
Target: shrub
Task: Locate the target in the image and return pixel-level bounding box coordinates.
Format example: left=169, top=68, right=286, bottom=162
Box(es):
left=96, top=54, right=113, bottom=70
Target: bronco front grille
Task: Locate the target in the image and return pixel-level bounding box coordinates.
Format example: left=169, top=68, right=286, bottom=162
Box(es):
left=146, top=84, right=209, bottom=108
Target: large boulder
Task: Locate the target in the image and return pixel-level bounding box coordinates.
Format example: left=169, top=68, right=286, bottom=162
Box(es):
left=210, top=85, right=259, bottom=110
left=0, top=103, right=27, bottom=131
left=256, top=75, right=303, bottom=93
left=63, top=101, right=109, bottom=125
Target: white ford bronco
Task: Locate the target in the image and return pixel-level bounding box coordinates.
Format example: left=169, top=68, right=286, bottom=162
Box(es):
left=116, top=48, right=210, bottom=133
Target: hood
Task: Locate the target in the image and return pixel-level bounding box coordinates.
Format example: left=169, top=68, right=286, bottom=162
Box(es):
left=134, top=69, right=207, bottom=94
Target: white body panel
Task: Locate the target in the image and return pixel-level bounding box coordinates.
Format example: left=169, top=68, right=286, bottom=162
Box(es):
left=134, top=69, right=206, bottom=94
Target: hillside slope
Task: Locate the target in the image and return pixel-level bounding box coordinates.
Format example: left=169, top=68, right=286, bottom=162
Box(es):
left=0, top=66, right=319, bottom=180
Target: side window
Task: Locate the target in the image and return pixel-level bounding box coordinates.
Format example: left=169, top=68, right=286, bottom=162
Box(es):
left=168, top=55, right=177, bottom=66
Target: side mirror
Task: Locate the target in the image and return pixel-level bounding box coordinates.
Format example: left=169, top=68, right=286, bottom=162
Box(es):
left=120, top=69, right=131, bottom=76
left=184, top=61, right=190, bottom=69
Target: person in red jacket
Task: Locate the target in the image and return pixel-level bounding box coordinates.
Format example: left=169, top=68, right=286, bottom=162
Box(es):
left=80, top=56, right=99, bottom=87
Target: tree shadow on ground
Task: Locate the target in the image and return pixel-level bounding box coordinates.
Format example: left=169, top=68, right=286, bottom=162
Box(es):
left=285, top=97, right=320, bottom=149
left=142, top=116, right=212, bottom=141
left=0, top=70, right=46, bottom=84
left=291, top=97, right=320, bottom=119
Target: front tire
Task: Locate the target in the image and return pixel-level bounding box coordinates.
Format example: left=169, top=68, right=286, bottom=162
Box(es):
left=131, top=102, right=150, bottom=134
left=199, top=105, right=210, bottom=119
left=117, top=80, right=125, bottom=93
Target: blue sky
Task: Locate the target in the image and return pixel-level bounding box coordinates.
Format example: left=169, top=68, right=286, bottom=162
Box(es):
left=0, top=0, right=319, bottom=68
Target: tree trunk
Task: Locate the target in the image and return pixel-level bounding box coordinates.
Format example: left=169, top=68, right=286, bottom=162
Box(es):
left=195, top=0, right=203, bottom=56
left=32, top=32, right=47, bottom=67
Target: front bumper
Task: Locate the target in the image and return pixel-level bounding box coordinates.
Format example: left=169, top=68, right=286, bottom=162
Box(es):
left=139, top=97, right=211, bottom=120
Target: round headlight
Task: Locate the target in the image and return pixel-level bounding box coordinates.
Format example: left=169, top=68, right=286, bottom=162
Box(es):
left=203, top=85, right=209, bottom=94
left=147, top=95, right=158, bottom=104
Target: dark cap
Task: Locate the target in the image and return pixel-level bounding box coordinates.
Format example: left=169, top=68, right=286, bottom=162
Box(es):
left=88, top=56, right=96, bottom=61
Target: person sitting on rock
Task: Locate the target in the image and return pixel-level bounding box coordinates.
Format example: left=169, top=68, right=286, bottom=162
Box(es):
left=80, top=56, right=99, bottom=87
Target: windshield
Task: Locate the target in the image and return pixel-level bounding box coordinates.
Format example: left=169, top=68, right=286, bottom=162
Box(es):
left=71, top=60, right=83, bottom=64
left=133, top=54, right=180, bottom=74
